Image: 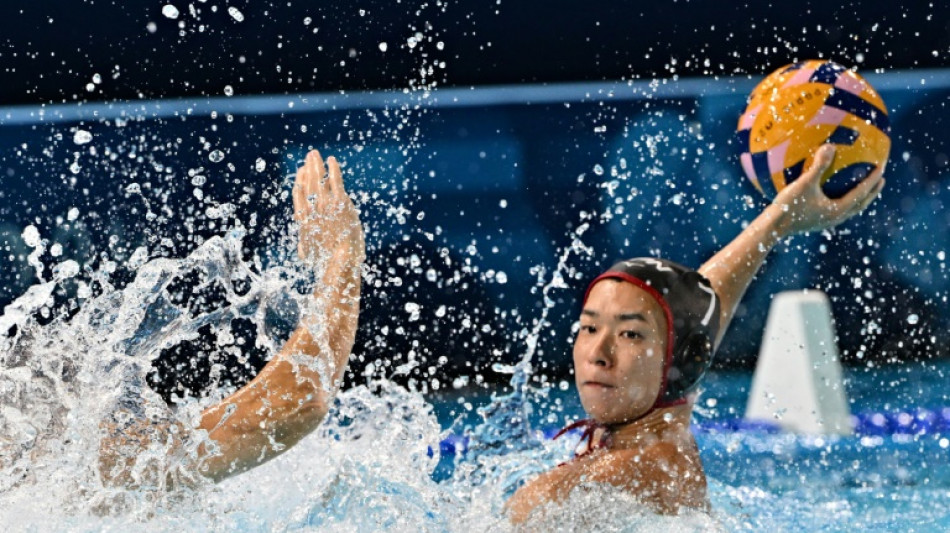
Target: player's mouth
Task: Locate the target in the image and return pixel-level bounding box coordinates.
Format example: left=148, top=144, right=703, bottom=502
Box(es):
left=582, top=380, right=615, bottom=389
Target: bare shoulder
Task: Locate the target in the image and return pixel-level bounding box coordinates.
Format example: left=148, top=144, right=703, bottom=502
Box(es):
left=506, top=438, right=708, bottom=522
left=506, top=465, right=570, bottom=524
left=596, top=441, right=708, bottom=512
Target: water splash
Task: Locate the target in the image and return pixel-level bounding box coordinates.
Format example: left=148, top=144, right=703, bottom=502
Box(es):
left=0, top=228, right=313, bottom=522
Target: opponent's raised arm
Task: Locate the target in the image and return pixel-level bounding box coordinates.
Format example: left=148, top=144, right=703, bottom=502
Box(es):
left=698, top=144, right=885, bottom=347
left=192, top=150, right=365, bottom=481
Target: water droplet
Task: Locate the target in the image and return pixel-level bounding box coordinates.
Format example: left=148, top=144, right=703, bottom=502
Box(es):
left=85, top=83, right=95, bottom=92
left=208, top=150, right=225, bottom=163
left=223, top=85, right=234, bottom=96
left=162, top=4, right=180, bottom=19
left=67, top=208, right=79, bottom=221
left=92, top=73, right=102, bottom=84
left=495, top=271, right=508, bottom=284
left=255, top=158, right=266, bottom=172
left=128, top=247, right=149, bottom=270
left=593, top=164, right=604, bottom=176
left=378, top=42, right=388, bottom=52
left=21, top=226, right=41, bottom=247
left=73, top=130, right=92, bottom=145
left=228, top=7, right=244, bottom=22
left=907, top=314, right=920, bottom=325
left=76, top=281, right=91, bottom=299
left=491, top=362, right=517, bottom=374
left=52, top=260, right=79, bottom=280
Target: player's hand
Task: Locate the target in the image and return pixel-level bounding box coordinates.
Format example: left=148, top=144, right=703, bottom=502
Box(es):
left=772, top=144, right=885, bottom=236
left=292, top=150, right=365, bottom=265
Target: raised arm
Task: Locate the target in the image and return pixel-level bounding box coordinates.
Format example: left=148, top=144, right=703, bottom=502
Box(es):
left=698, top=145, right=885, bottom=348
left=192, top=150, right=365, bottom=481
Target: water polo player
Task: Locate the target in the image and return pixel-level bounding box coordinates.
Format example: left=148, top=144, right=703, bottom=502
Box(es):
left=506, top=144, right=885, bottom=521
left=98, top=150, right=365, bottom=486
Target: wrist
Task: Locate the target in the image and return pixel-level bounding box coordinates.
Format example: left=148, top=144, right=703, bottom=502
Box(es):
left=318, top=248, right=363, bottom=295
left=734, top=204, right=792, bottom=261
left=760, top=203, right=794, bottom=242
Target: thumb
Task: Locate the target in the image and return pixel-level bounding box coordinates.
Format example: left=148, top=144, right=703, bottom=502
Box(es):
left=800, top=144, right=837, bottom=186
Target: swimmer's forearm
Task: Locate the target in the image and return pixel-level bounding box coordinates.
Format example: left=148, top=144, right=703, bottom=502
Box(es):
left=192, top=246, right=362, bottom=482
left=698, top=203, right=793, bottom=347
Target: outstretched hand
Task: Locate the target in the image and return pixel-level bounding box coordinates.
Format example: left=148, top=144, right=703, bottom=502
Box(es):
left=772, top=144, right=885, bottom=236
left=292, top=150, right=365, bottom=266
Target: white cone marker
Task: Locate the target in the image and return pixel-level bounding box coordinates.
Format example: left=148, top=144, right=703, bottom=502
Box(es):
left=745, top=290, right=853, bottom=435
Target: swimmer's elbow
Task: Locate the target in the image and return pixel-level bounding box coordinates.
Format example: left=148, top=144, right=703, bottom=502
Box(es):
left=267, top=395, right=330, bottom=445
left=295, top=396, right=331, bottom=430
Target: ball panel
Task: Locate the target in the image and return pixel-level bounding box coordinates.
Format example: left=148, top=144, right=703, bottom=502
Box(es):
left=809, top=61, right=847, bottom=85
left=826, top=125, right=860, bottom=146
left=781, top=159, right=806, bottom=187
left=739, top=152, right=764, bottom=195
left=833, top=72, right=868, bottom=97
left=747, top=83, right=833, bottom=153
left=806, top=105, right=848, bottom=128
left=824, top=162, right=877, bottom=199
left=824, top=89, right=890, bottom=135
left=750, top=151, right=776, bottom=195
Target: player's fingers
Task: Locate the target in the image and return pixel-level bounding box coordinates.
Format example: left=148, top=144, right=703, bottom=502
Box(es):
left=836, top=165, right=884, bottom=212
left=312, top=149, right=327, bottom=186
left=850, top=177, right=885, bottom=216
left=327, top=156, right=344, bottom=196
left=304, top=150, right=325, bottom=198
left=801, top=144, right=837, bottom=186
left=293, top=179, right=306, bottom=220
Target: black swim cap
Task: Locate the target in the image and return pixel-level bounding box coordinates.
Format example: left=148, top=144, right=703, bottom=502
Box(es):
left=582, top=258, right=721, bottom=409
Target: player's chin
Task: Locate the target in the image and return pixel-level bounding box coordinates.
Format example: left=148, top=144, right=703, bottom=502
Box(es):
left=580, top=396, right=623, bottom=424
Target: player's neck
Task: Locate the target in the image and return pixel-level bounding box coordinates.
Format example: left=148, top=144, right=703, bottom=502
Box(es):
left=606, top=404, right=692, bottom=450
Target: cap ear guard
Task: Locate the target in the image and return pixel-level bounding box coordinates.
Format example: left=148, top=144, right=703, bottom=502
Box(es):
left=660, top=330, right=715, bottom=403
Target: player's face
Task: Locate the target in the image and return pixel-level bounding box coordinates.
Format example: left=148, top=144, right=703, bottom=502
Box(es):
left=572, top=280, right=668, bottom=424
